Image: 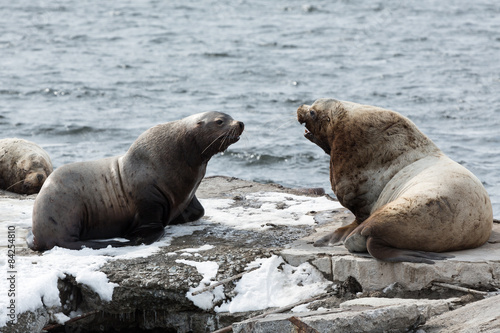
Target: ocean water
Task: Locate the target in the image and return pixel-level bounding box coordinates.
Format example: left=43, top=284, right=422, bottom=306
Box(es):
left=1, top=0, right=499, bottom=216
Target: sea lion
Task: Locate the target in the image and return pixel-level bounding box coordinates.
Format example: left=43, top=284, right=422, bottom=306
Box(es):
left=27, top=112, right=244, bottom=251
left=297, top=98, right=493, bottom=264
left=0, top=138, right=53, bottom=195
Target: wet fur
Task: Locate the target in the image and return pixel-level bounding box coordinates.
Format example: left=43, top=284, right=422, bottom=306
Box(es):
left=298, top=99, right=493, bottom=264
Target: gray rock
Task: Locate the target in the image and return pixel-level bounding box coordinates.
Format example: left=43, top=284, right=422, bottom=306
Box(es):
left=420, top=294, right=500, bottom=333
left=233, top=298, right=456, bottom=333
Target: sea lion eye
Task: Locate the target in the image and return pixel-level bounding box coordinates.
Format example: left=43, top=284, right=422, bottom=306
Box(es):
left=310, top=110, right=316, bottom=118
left=216, top=120, right=224, bottom=125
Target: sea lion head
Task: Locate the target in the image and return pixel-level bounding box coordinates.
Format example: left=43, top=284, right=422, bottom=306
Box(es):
left=189, top=111, right=245, bottom=160
left=17, top=154, right=52, bottom=194
left=297, top=98, right=341, bottom=155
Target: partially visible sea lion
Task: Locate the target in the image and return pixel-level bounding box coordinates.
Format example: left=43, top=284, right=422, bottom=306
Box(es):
left=28, top=112, right=244, bottom=251
left=297, top=98, right=493, bottom=264
left=0, top=138, right=53, bottom=195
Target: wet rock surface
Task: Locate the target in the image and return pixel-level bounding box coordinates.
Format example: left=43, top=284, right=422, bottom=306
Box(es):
left=1, top=176, right=499, bottom=333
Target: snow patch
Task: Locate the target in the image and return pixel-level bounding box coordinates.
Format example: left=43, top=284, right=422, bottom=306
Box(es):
left=201, top=192, right=341, bottom=230
left=215, top=255, right=332, bottom=313
left=175, top=259, right=224, bottom=310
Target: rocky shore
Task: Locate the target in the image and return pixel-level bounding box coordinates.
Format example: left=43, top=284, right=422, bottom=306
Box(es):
left=1, top=176, right=499, bottom=333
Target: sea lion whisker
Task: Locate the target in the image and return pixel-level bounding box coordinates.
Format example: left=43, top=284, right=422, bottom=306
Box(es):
left=202, top=128, right=236, bottom=155
left=201, top=134, right=225, bottom=155
left=5, top=179, right=25, bottom=191
left=218, top=134, right=228, bottom=151
left=219, top=127, right=236, bottom=151
left=262, top=116, right=296, bottom=131
left=276, top=118, right=297, bottom=129
left=229, top=126, right=238, bottom=139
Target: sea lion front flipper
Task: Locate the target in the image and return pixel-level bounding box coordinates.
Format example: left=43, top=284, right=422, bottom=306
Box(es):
left=314, top=220, right=360, bottom=247
left=59, top=239, right=136, bottom=250
left=125, top=201, right=168, bottom=245
left=365, top=236, right=454, bottom=264
left=170, top=195, right=205, bottom=225
left=127, top=222, right=166, bottom=246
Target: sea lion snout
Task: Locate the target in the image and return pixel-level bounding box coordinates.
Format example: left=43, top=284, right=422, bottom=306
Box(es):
left=232, top=120, right=244, bottom=136
left=22, top=170, right=48, bottom=194
left=37, top=173, right=44, bottom=183
left=296, top=104, right=311, bottom=124
left=226, top=119, right=244, bottom=141
left=297, top=104, right=332, bottom=155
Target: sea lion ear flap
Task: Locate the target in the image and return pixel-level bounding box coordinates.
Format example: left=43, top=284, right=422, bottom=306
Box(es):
left=196, top=120, right=205, bottom=127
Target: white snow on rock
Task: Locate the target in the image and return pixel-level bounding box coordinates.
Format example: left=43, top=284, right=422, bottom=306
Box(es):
left=175, top=259, right=225, bottom=310
left=201, top=192, right=341, bottom=230
left=215, top=255, right=333, bottom=313
left=178, top=244, right=215, bottom=253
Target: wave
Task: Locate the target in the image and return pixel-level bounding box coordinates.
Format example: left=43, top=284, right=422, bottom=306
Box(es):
left=220, top=151, right=324, bottom=166
left=27, top=124, right=107, bottom=136
left=202, top=52, right=232, bottom=58
left=0, top=90, right=21, bottom=95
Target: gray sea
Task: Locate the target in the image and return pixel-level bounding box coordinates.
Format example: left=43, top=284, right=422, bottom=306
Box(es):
left=1, top=0, right=499, bottom=216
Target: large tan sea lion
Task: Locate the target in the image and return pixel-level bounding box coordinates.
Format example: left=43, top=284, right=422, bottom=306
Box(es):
left=27, top=112, right=244, bottom=251
left=297, top=98, right=493, bottom=264
left=0, top=138, right=53, bottom=194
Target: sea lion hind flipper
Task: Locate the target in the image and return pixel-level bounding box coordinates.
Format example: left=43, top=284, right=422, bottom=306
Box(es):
left=314, top=220, right=360, bottom=247
left=170, top=195, right=205, bottom=225
left=366, top=236, right=453, bottom=265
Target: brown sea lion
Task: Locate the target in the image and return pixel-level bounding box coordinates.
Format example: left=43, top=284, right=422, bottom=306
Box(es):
left=297, top=98, right=493, bottom=264
left=27, top=112, right=244, bottom=251
left=0, top=138, right=53, bottom=195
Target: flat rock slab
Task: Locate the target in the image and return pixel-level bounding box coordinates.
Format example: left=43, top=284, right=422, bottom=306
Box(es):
left=233, top=297, right=457, bottom=333
left=421, top=294, right=500, bottom=333
left=281, top=212, right=500, bottom=291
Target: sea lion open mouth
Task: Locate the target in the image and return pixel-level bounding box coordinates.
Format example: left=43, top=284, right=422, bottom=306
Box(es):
left=298, top=118, right=330, bottom=155
left=297, top=108, right=316, bottom=142
left=303, top=128, right=314, bottom=141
